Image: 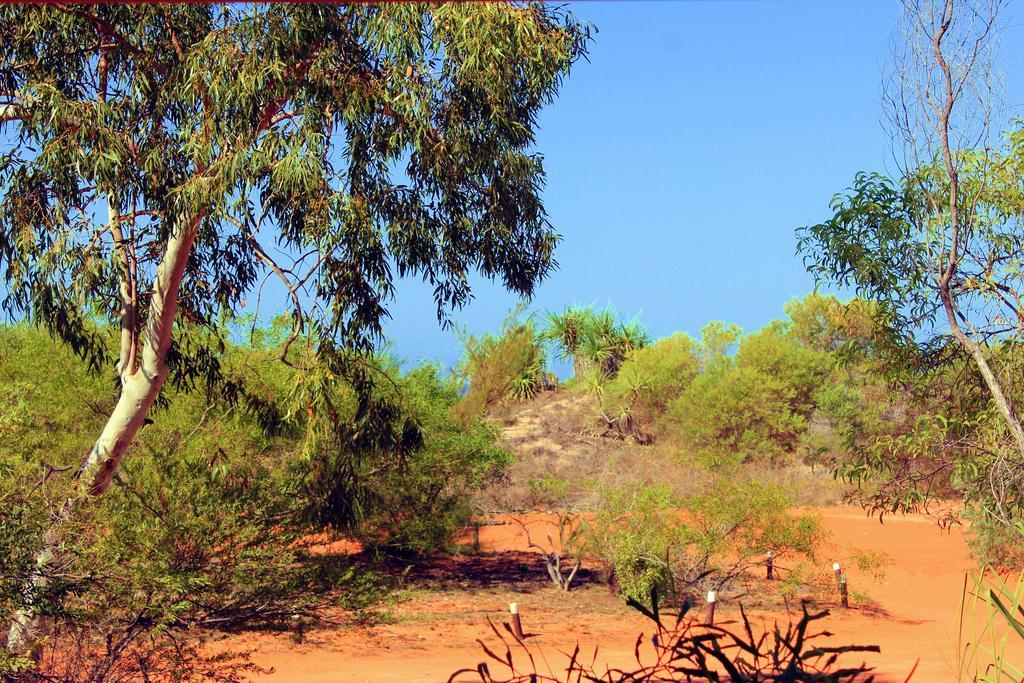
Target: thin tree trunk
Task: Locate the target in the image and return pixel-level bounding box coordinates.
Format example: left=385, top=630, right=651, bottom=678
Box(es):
left=941, top=298, right=1024, bottom=454
left=573, top=355, right=592, bottom=379
left=927, top=0, right=1024, bottom=459
left=6, top=214, right=201, bottom=656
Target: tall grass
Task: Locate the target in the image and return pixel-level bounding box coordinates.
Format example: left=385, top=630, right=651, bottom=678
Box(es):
left=959, top=569, right=1024, bottom=682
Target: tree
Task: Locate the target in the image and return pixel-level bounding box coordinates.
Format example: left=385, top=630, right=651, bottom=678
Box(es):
left=0, top=3, right=590, bottom=655
left=540, top=305, right=594, bottom=378
left=540, top=305, right=649, bottom=379
left=798, top=0, right=1024, bottom=527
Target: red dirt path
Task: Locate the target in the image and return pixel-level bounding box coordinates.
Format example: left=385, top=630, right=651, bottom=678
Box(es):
left=225, top=507, right=1009, bottom=682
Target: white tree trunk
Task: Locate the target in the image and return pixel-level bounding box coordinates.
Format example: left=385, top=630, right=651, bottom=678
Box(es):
left=6, top=215, right=200, bottom=656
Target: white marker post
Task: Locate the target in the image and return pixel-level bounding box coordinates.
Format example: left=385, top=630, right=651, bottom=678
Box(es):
left=705, top=590, right=717, bottom=626
left=832, top=562, right=849, bottom=608
left=766, top=550, right=774, bottom=581
left=509, top=601, right=524, bottom=639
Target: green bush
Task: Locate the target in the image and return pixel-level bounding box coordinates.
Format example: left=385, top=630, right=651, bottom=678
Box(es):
left=454, top=313, right=547, bottom=423
left=359, top=364, right=513, bottom=553
left=0, top=423, right=304, bottom=680
left=576, top=478, right=822, bottom=608
left=662, top=321, right=829, bottom=466
left=602, top=333, right=699, bottom=430
left=0, top=323, right=513, bottom=677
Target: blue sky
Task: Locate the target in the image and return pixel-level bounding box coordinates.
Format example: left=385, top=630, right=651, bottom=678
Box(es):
left=385, top=0, right=1024, bottom=373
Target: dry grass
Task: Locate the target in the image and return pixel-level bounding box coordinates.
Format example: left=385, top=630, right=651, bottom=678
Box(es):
left=479, top=388, right=849, bottom=514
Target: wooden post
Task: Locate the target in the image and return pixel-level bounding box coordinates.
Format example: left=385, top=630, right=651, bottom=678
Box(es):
left=705, top=590, right=717, bottom=626
left=509, top=602, right=524, bottom=639
left=832, top=561, right=842, bottom=589
left=473, top=522, right=481, bottom=552
left=766, top=550, right=774, bottom=581
left=839, top=572, right=849, bottom=608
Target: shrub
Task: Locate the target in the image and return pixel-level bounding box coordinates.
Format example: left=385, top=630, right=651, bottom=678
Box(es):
left=358, top=364, right=513, bottom=553
left=1, top=324, right=513, bottom=677
left=601, top=333, right=699, bottom=432
left=575, top=482, right=679, bottom=603
left=452, top=598, right=879, bottom=682
left=1, top=435, right=306, bottom=680
left=454, top=314, right=547, bottom=423
left=576, top=478, right=822, bottom=608
left=662, top=323, right=828, bottom=466
left=963, top=506, right=1024, bottom=569
left=1, top=325, right=307, bottom=678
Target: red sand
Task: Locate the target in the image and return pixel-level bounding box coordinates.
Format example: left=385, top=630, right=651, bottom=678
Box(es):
left=224, top=507, right=1015, bottom=682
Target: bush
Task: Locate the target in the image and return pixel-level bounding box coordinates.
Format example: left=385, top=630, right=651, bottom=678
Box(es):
left=454, top=314, right=547, bottom=424
left=1, top=323, right=513, bottom=678
left=578, top=482, right=680, bottom=603
left=576, top=478, right=822, bottom=608
left=358, top=364, right=513, bottom=553
left=662, top=322, right=828, bottom=466
left=1, top=436, right=306, bottom=680
left=1, top=324, right=308, bottom=678
left=963, top=506, right=1024, bottom=568
left=601, top=333, right=699, bottom=433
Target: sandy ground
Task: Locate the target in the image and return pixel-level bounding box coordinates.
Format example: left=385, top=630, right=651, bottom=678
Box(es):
left=222, top=507, right=1015, bottom=682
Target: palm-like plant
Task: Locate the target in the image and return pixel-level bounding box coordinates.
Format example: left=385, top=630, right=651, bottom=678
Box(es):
left=540, top=306, right=650, bottom=380
left=540, top=306, right=592, bottom=377
left=617, top=319, right=650, bottom=352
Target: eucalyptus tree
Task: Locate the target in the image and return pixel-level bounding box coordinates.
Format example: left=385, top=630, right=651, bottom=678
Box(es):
left=0, top=2, right=589, bottom=655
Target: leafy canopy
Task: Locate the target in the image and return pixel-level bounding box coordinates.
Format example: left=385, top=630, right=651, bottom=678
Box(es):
left=0, top=3, right=591, bottom=367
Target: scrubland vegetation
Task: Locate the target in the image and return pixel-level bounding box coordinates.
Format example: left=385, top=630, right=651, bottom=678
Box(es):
left=2, top=0, right=1024, bottom=681
left=3, top=287, right=1021, bottom=678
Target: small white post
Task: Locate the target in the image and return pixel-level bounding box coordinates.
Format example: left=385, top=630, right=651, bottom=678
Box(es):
left=509, top=601, right=524, bottom=639
left=705, top=590, right=717, bottom=625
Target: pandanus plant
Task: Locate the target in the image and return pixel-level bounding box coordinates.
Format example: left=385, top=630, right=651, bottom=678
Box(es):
left=540, top=306, right=649, bottom=380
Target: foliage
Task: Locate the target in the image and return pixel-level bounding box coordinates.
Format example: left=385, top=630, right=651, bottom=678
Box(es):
left=663, top=321, right=829, bottom=467
left=540, top=305, right=649, bottom=379
left=0, top=3, right=591, bottom=654
left=0, top=425, right=301, bottom=681
left=333, top=566, right=404, bottom=627
left=601, top=333, right=699, bottom=434
left=959, top=569, right=1024, bottom=682
left=454, top=313, right=548, bottom=423
left=0, top=3, right=592, bottom=358
left=798, top=133, right=1024, bottom=347
left=357, top=364, right=513, bottom=553
left=524, top=472, right=572, bottom=509
left=0, top=324, right=512, bottom=675
left=451, top=599, right=879, bottom=682
left=575, top=479, right=822, bottom=608
left=797, top=123, right=1024, bottom=556
left=962, top=507, right=1024, bottom=569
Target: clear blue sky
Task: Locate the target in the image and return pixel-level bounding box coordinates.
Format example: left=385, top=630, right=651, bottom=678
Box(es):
left=382, top=0, right=1024, bottom=374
